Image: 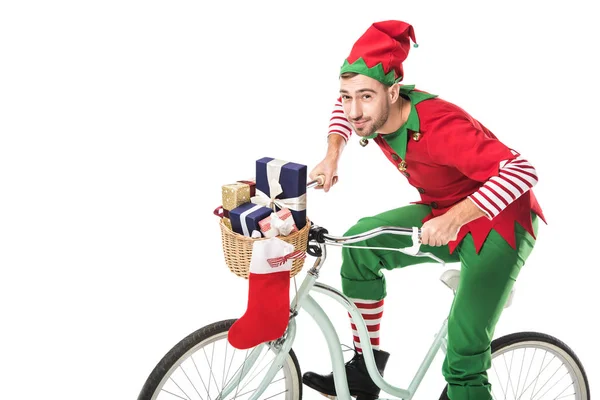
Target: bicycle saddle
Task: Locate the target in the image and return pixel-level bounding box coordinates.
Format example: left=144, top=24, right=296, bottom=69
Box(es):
left=439, top=269, right=515, bottom=309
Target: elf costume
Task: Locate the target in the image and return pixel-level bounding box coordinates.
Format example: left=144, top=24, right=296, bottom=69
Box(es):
left=302, top=21, right=546, bottom=400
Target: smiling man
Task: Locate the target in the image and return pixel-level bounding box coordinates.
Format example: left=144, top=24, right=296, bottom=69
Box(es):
left=304, top=20, right=546, bottom=400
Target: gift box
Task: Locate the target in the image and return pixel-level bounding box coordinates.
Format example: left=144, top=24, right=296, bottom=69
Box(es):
left=221, top=180, right=256, bottom=218
left=222, top=183, right=250, bottom=213
left=230, top=202, right=273, bottom=237
left=253, top=158, right=307, bottom=229
left=259, top=208, right=298, bottom=238
left=222, top=217, right=232, bottom=230
left=237, top=179, right=256, bottom=197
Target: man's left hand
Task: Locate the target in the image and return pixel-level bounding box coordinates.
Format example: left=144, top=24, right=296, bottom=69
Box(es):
left=419, top=215, right=461, bottom=247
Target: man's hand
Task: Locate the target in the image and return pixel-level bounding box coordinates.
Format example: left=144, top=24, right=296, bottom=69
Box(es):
left=419, top=197, right=487, bottom=246
left=419, top=214, right=460, bottom=247
left=309, top=156, right=339, bottom=192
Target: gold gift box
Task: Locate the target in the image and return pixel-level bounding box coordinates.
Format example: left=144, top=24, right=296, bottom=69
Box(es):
left=221, top=183, right=251, bottom=211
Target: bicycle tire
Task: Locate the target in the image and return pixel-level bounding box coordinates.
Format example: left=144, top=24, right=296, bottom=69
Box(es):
left=137, top=319, right=303, bottom=400
left=438, top=331, right=590, bottom=400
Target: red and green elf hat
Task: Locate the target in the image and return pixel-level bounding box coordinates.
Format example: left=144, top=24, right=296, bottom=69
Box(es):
left=340, top=20, right=417, bottom=85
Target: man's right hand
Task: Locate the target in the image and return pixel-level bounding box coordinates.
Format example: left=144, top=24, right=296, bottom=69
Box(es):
left=309, top=157, right=339, bottom=192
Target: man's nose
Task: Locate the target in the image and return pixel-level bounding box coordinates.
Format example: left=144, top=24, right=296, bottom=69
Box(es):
left=348, top=101, right=362, bottom=120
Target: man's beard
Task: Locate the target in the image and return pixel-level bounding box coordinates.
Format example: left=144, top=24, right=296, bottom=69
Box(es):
left=356, top=102, right=390, bottom=137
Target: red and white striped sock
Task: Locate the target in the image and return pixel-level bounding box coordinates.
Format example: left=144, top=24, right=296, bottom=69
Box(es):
left=348, top=298, right=384, bottom=354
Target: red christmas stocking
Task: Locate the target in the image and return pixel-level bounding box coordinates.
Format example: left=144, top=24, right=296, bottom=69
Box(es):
left=228, top=238, right=305, bottom=350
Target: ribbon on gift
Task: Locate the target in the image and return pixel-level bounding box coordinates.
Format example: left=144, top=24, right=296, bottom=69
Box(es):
left=239, top=204, right=265, bottom=237
left=213, top=206, right=231, bottom=219
left=259, top=208, right=297, bottom=239
left=238, top=180, right=256, bottom=197
left=251, top=159, right=307, bottom=212
left=267, top=250, right=306, bottom=268
left=272, top=210, right=296, bottom=236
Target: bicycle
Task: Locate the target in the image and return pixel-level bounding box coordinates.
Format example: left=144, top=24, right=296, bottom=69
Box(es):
left=137, top=177, right=590, bottom=400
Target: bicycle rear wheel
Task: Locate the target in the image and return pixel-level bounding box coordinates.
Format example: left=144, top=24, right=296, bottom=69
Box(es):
left=138, top=319, right=302, bottom=400
left=439, top=331, right=590, bottom=400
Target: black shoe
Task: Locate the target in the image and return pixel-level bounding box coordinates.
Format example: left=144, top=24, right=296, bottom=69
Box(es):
left=302, top=349, right=390, bottom=400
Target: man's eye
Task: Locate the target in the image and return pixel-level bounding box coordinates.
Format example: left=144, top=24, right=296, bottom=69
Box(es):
left=341, top=95, right=351, bottom=100
left=362, top=94, right=371, bottom=100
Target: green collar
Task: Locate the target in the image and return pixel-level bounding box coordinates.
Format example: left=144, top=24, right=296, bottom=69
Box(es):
left=365, top=85, right=436, bottom=159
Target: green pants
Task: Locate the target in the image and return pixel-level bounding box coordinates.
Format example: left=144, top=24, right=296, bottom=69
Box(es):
left=341, top=204, right=538, bottom=400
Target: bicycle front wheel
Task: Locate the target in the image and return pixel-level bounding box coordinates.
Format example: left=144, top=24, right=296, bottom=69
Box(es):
left=439, top=331, right=590, bottom=400
left=138, top=319, right=302, bottom=400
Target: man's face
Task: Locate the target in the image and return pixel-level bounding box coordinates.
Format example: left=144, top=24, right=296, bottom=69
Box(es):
left=340, top=74, right=390, bottom=137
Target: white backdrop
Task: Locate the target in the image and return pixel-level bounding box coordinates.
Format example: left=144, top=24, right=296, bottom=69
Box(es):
left=1, top=1, right=598, bottom=399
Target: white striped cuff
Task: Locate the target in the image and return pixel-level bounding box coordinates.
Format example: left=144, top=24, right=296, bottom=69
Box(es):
left=470, top=155, right=538, bottom=219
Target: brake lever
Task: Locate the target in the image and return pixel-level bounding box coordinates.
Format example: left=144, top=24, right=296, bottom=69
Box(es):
left=399, top=227, right=422, bottom=256
left=414, top=251, right=446, bottom=266
left=397, top=227, right=446, bottom=266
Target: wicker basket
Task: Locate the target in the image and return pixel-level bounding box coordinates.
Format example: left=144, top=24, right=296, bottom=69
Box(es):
left=219, top=218, right=310, bottom=279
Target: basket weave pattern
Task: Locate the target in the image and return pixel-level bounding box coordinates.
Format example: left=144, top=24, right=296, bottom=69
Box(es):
left=219, top=218, right=310, bottom=279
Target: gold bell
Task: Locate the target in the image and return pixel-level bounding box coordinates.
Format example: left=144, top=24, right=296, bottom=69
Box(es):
left=398, top=160, right=408, bottom=171
left=359, top=138, right=369, bottom=147
left=412, top=132, right=422, bottom=141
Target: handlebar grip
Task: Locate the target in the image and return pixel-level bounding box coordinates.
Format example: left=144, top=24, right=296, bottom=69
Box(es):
left=307, top=174, right=326, bottom=188
left=316, top=174, right=325, bottom=186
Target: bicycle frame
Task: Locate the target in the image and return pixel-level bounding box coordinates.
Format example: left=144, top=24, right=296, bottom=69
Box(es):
left=218, top=178, right=449, bottom=400
left=219, top=239, right=450, bottom=400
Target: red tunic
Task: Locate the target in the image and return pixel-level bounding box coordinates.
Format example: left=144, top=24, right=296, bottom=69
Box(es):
left=334, top=87, right=546, bottom=254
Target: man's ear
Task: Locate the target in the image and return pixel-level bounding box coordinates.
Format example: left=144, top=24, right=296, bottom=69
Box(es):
left=388, top=83, right=401, bottom=104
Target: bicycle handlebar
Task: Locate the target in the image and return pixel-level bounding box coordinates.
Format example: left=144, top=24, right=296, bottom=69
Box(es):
left=322, top=226, right=417, bottom=243
left=321, top=225, right=444, bottom=264
left=305, top=175, right=444, bottom=264
left=306, top=175, right=325, bottom=189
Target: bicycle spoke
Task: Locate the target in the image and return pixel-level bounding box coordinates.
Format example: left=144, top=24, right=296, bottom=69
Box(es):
left=239, top=363, right=283, bottom=395
left=222, top=341, right=228, bottom=393
left=202, top=345, right=220, bottom=399
left=216, top=345, right=286, bottom=400
left=489, top=344, right=584, bottom=400
left=169, top=376, right=193, bottom=400
left=189, top=355, right=209, bottom=400
left=233, top=350, right=250, bottom=400
left=516, top=350, right=559, bottom=400
left=204, top=348, right=213, bottom=400
left=234, top=377, right=286, bottom=398
left=180, top=363, right=205, bottom=400
left=528, top=351, right=549, bottom=399
left=227, top=351, right=248, bottom=400
left=508, top=349, right=518, bottom=399
left=222, top=349, right=252, bottom=396
left=224, top=345, right=237, bottom=391
left=534, top=370, right=570, bottom=400
left=552, top=378, right=575, bottom=400
left=143, top=321, right=301, bottom=400
left=222, top=348, right=269, bottom=395
left=162, top=388, right=193, bottom=400
left=530, top=364, right=566, bottom=400
left=492, top=363, right=507, bottom=399
left=516, top=348, right=526, bottom=397
left=263, top=389, right=289, bottom=400
left=210, top=342, right=220, bottom=395
left=517, top=348, right=536, bottom=400
left=555, top=392, right=576, bottom=400
left=501, top=352, right=516, bottom=399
